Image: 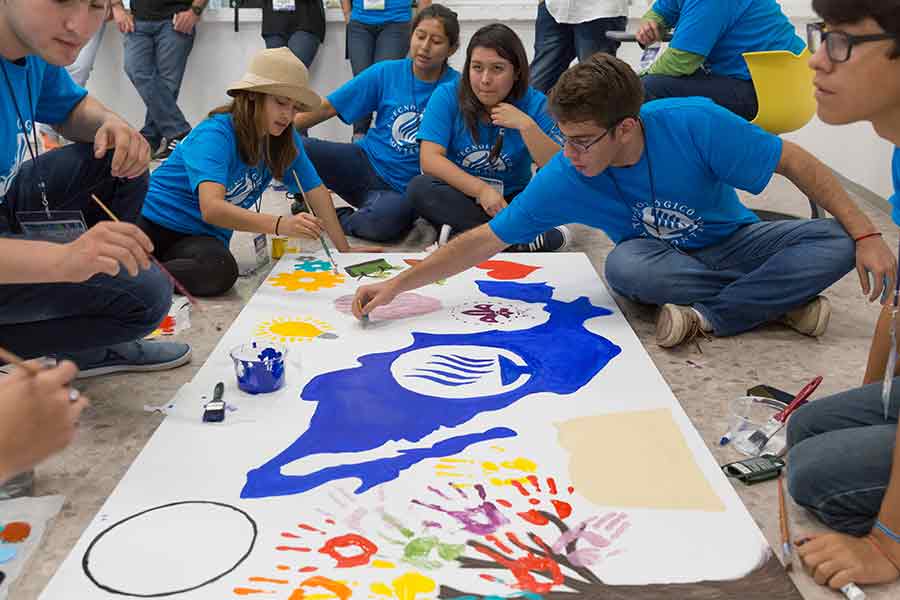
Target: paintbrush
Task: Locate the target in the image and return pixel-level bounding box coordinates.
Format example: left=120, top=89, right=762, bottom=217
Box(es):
left=91, top=194, right=201, bottom=311
left=291, top=170, right=339, bottom=275
left=741, top=375, right=822, bottom=455
left=777, top=474, right=792, bottom=570
left=0, top=346, right=41, bottom=376
left=882, top=247, right=900, bottom=421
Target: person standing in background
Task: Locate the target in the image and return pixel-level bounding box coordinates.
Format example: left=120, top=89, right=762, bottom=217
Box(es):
left=341, top=0, right=432, bottom=140
left=120, top=0, right=204, bottom=160
left=530, top=0, right=628, bottom=94
left=262, top=0, right=326, bottom=70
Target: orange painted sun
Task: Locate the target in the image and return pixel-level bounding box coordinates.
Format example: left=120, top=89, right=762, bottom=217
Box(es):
left=255, top=317, right=337, bottom=344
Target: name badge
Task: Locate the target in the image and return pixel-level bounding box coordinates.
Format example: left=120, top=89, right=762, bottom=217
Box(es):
left=17, top=210, right=87, bottom=243
left=273, top=0, right=296, bottom=11
left=363, top=0, right=386, bottom=10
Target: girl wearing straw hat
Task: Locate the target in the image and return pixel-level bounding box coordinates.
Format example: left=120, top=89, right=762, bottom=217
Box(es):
left=138, top=47, right=380, bottom=297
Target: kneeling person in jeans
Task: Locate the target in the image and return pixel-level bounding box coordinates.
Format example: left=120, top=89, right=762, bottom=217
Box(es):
left=353, top=54, right=895, bottom=350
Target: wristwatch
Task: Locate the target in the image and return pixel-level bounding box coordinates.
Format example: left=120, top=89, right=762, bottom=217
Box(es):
left=190, top=4, right=204, bottom=16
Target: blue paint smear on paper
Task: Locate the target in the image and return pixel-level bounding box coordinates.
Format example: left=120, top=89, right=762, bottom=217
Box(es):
left=242, top=281, right=621, bottom=499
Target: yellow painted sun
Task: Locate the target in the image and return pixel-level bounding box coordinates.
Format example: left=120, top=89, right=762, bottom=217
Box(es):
left=255, top=316, right=335, bottom=344
left=269, top=270, right=345, bottom=292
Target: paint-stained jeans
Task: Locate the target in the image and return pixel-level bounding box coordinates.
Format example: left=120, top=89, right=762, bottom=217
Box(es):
left=604, top=219, right=855, bottom=337
left=0, top=144, right=172, bottom=357
left=787, top=381, right=899, bottom=536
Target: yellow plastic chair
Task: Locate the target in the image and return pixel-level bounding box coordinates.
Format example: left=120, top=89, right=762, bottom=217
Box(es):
left=743, top=48, right=821, bottom=217
left=743, top=48, right=815, bottom=135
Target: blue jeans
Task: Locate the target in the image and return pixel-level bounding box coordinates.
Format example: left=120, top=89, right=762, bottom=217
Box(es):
left=530, top=3, right=626, bottom=94
left=301, top=137, right=414, bottom=241
left=124, top=20, right=194, bottom=147
left=263, top=30, right=320, bottom=68
left=643, top=72, right=759, bottom=121
left=787, top=381, right=899, bottom=536
left=0, top=144, right=172, bottom=357
left=604, top=219, right=855, bottom=336
left=347, top=19, right=410, bottom=135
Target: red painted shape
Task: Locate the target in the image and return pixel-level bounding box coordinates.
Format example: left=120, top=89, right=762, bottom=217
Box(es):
left=318, top=533, right=378, bottom=568
left=551, top=500, right=572, bottom=519
left=547, top=478, right=558, bottom=495
left=325, top=518, right=336, bottom=525
left=281, top=532, right=301, bottom=539
left=233, top=588, right=272, bottom=596
left=158, top=315, right=176, bottom=334
left=300, top=576, right=352, bottom=600
left=476, top=260, right=541, bottom=281
left=298, top=566, right=318, bottom=573
left=528, top=498, right=540, bottom=505
left=510, top=480, right=530, bottom=496
left=497, top=499, right=513, bottom=508
left=404, top=259, right=423, bottom=267
left=567, top=486, right=575, bottom=494
left=479, top=574, right=498, bottom=582
left=276, top=546, right=312, bottom=552
left=486, top=534, right=513, bottom=554
left=517, top=510, right=549, bottom=526
left=526, top=475, right=540, bottom=491
left=0, top=521, right=31, bottom=543
left=249, top=577, right=289, bottom=584
left=473, top=545, right=564, bottom=594
left=298, top=523, right=326, bottom=534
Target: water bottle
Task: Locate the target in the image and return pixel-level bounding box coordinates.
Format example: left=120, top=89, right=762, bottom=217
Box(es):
left=639, top=42, right=661, bottom=72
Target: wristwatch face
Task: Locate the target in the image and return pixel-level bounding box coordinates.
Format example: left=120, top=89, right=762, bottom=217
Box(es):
left=191, top=5, right=202, bottom=15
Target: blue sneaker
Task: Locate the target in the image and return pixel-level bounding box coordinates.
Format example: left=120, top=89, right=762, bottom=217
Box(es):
left=507, top=226, right=573, bottom=252
left=60, top=340, right=192, bottom=379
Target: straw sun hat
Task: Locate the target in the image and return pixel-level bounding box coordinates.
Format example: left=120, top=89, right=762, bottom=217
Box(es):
left=227, top=47, right=321, bottom=112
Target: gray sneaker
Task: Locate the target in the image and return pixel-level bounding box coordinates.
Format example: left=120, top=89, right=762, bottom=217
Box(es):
left=60, top=340, right=192, bottom=379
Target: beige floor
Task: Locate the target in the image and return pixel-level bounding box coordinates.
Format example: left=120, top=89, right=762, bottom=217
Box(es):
left=13, top=174, right=900, bottom=600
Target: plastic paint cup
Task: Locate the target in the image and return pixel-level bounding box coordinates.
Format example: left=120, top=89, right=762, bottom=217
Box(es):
left=230, top=340, right=288, bottom=394
left=271, top=237, right=288, bottom=259
left=728, top=395, right=788, bottom=457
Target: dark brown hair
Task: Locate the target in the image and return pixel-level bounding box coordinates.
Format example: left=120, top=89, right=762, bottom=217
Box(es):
left=411, top=4, right=460, bottom=53
left=458, top=23, right=529, bottom=142
left=548, top=53, right=644, bottom=134
left=208, top=92, right=297, bottom=181
left=813, top=0, right=900, bottom=58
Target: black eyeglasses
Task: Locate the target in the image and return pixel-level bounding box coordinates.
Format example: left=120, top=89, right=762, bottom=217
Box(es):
left=559, top=117, right=630, bottom=154
left=807, top=21, right=896, bottom=63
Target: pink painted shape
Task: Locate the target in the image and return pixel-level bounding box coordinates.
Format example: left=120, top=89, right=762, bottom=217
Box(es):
left=334, top=293, right=442, bottom=322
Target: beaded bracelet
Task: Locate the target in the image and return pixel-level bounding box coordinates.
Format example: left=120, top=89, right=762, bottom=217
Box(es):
left=854, top=231, right=883, bottom=243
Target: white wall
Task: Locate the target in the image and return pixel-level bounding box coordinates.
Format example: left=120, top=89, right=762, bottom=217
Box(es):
left=88, top=1, right=894, bottom=199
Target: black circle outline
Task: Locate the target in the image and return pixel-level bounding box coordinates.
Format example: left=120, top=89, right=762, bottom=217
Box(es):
left=82, top=501, right=257, bottom=597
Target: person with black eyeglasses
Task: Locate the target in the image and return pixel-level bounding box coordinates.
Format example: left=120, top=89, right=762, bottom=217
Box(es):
left=785, top=1, right=900, bottom=592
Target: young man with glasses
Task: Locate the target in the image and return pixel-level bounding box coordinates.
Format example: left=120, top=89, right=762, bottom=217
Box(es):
left=350, top=53, right=896, bottom=351
left=786, top=0, right=900, bottom=591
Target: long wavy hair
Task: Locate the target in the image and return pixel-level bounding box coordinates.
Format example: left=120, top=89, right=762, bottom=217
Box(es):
left=208, top=91, right=297, bottom=180
left=458, top=23, right=529, bottom=143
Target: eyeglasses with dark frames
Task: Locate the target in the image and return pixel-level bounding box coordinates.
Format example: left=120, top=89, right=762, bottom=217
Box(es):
left=807, top=21, right=897, bottom=63
left=559, top=117, right=630, bottom=154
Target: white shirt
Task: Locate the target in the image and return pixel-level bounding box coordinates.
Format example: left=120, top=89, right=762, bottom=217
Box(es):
left=543, top=0, right=629, bottom=23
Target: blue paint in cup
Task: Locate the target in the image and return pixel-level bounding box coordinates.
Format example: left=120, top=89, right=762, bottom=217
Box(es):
left=230, top=340, right=288, bottom=394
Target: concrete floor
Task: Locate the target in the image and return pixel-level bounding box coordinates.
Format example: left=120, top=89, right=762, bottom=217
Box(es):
left=13, top=174, right=900, bottom=599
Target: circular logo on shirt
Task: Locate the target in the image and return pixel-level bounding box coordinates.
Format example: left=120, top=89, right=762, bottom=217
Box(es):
left=461, top=149, right=506, bottom=172
left=632, top=202, right=703, bottom=244
left=391, top=111, right=421, bottom=149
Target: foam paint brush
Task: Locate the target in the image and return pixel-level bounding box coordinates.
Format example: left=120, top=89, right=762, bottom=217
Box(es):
left=741, top=375, right=822, bottom=455
left=291, top=170, right=338, bottom=274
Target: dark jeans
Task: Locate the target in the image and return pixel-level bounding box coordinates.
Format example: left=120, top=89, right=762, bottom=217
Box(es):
left=643, top=72, right=759, bottom=121
left=137, top=217, right=238, bottom=297
left=302, top=137, right=413, bottom=241
left=347, top=19, right=410, bottom=135
left=0, top=144, right=172, bottom=357
left=263, top=30, right=320, bottom=69
left=409, top=174, right=509, bottom=234
left=124, top=19, right=195, bottom=148
left=604, top=219, right=855, bottom=336
left=787, top=381, right=899, bottom=536
left=530, top=3, right=626, bottom=94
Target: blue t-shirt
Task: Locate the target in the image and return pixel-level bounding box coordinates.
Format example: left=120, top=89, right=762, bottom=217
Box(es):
left=890, top=147, right=900, bottom=227
left=142, top=114, right=322, bottom=245
left=490, top=98, right=781, bottom=250
left=418, top=82, right=561, bottom=197
left=0, top=57, right=86, bottom=201
left=651, top=0, right=806, bottom=80
left=351, top=0, right=412, bottom=24
left=328, top=58, right=459, bottom=193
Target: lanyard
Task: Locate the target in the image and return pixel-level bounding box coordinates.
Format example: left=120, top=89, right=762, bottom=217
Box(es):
left=1, top=59, right=50, bottom=215
left=608, top=118, right=661, bottom=234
